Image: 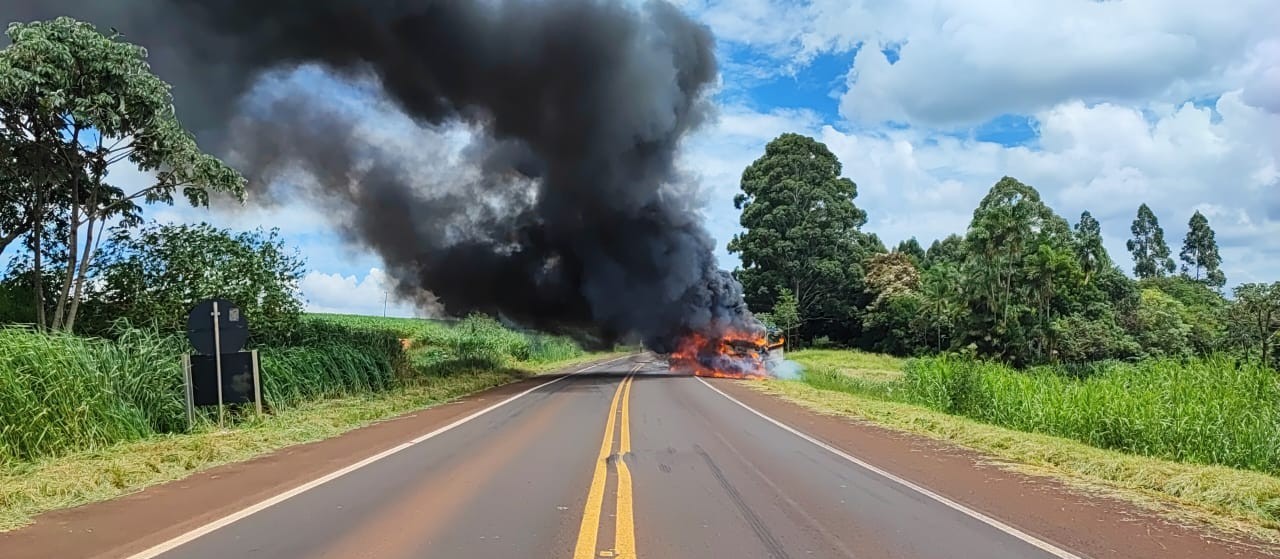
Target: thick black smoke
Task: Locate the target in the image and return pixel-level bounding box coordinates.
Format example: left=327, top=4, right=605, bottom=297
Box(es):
left=2, top=0, right=762, bottom=351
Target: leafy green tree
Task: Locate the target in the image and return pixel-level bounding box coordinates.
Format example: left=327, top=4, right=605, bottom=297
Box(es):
left=0, top=135, right=37, bottom=256
left=1133, top=289, right=1191, bottom=358
left=770, top=288, right=800, bottom=350
left=862, top=252, right=927, bottom=354
left=1052, top=313, right=1140, bottom=363
left=894, top=237, right=926, bottom=267
left=863, top=293, right=929, bottom=355
left=729, top=133, right=874, bottom=345
left=82, top=223, right=305, bottom=342
left=1179, top=210, right=1225, bottom=288
left=924, top=234, right=965, bottom=269
left=1072, top=211, right=1110, bottom=284
left=0, top=17, right=244, bottom=331
left=1139, top=276, right=1226, bottom=355
left=1227, top=282, right=1280, bottom=366
left=1127, top=204, right=1175, bottom=279
left=961, top=176, right=1079, bottom=364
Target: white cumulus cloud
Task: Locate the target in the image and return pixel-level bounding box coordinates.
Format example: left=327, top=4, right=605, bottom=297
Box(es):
left=299, top=268, right=429, bottom=317
left=686, top=92, right=1280, bottom=286
left=681, top=0, right=1280, bottom=126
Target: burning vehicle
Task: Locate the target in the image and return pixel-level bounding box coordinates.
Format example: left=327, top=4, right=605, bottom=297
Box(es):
left=667, top=326, right=786, bottom=378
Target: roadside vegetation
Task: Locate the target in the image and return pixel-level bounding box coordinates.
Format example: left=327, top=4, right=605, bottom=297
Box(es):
left=760, top=373, right=1280, bottom=540
left=0, top=311, right=601, bottom=529
left=784, top=350, right=1280, bottom=538
left=794, top=350, right=1280, bottom=475
left=0, top=314, right=588, bottom=465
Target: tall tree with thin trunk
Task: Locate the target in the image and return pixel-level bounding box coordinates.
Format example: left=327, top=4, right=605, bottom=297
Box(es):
left=1180, top=210, right=1225, bottom=288
left=769, top=288, right=800, bottom=351
left=1072, top=211, right=1110, bottom=284
left=1127, top=204, right=1175, bottom=279
left=0, top=17, right=245, bottom=331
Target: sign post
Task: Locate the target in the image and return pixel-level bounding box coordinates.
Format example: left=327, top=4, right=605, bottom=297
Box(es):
left=212, top=301, right=225, bottom=428
left=182, top=353, right=194, bottom=431
left=186, top=298, right=256, bottom=425
left=251, top=349, right=262, bottom=416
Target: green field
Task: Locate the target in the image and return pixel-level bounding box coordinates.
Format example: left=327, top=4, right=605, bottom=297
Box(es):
left=305, top=313, right=457, bottom=339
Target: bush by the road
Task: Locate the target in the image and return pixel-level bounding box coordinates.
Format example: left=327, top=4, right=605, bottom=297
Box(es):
left=82, top=223, right=306, bottom=344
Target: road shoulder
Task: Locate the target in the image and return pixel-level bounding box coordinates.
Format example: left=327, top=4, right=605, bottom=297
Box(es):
left=712, top=378, right=1280, bottom=559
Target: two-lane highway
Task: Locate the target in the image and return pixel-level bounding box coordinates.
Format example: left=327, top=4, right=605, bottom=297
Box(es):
left=129, top=354, right=1080, bottom=559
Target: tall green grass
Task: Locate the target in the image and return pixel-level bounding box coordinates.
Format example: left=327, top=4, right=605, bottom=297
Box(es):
left=260, top=345, right=397, bottom=409
left=0, top=328, right=185, bottom=462
left=801, top=366, right=901, bottom=400
left=1, top=313, right=584, bottom=464
left=899, top=355, right=1280, bottom=474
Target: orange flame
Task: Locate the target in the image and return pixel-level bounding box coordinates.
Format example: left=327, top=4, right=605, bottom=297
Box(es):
left=667, top=328, right=770, bottom=379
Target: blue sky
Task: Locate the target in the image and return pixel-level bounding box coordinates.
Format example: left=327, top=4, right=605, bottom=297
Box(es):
left=59, top=0, right=1280, bottom=316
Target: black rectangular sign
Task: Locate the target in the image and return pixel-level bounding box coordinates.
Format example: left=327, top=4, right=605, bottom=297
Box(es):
left=191, top=352, right=257, bottom=406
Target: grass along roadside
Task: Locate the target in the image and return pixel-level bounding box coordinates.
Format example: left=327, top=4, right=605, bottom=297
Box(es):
left=0, top=353, right=624, bottom=532
left=753, top=377, right=1280, bottom=544
left=788, top=348, right=905, bottom=380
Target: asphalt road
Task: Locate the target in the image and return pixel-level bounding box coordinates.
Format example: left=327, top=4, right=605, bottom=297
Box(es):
left=133, top=354, right=1080, bottom=559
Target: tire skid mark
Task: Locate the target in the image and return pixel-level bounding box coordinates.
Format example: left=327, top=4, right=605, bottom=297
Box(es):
left=694, top=444, right=791, bottom=559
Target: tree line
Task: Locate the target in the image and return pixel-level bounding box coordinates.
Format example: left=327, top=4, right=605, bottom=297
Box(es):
left=735, top=133, right=1279, bottom=367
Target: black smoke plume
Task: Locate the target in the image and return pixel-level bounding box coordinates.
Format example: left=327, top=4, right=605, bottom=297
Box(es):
left=1, top=0, right=763, bottom=351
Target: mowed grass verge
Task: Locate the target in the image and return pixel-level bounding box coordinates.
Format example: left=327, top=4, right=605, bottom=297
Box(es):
left=769, top=349, right=1280, bottom=542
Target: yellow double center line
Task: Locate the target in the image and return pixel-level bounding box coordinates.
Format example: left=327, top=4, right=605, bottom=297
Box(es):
left=573, top=367, right=639, bottom=559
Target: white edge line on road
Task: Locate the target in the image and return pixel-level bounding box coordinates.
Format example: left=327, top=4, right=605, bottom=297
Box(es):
left=695, top=377, right=1084, bottom=559
left=125, top=354, right=634, bottom=559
